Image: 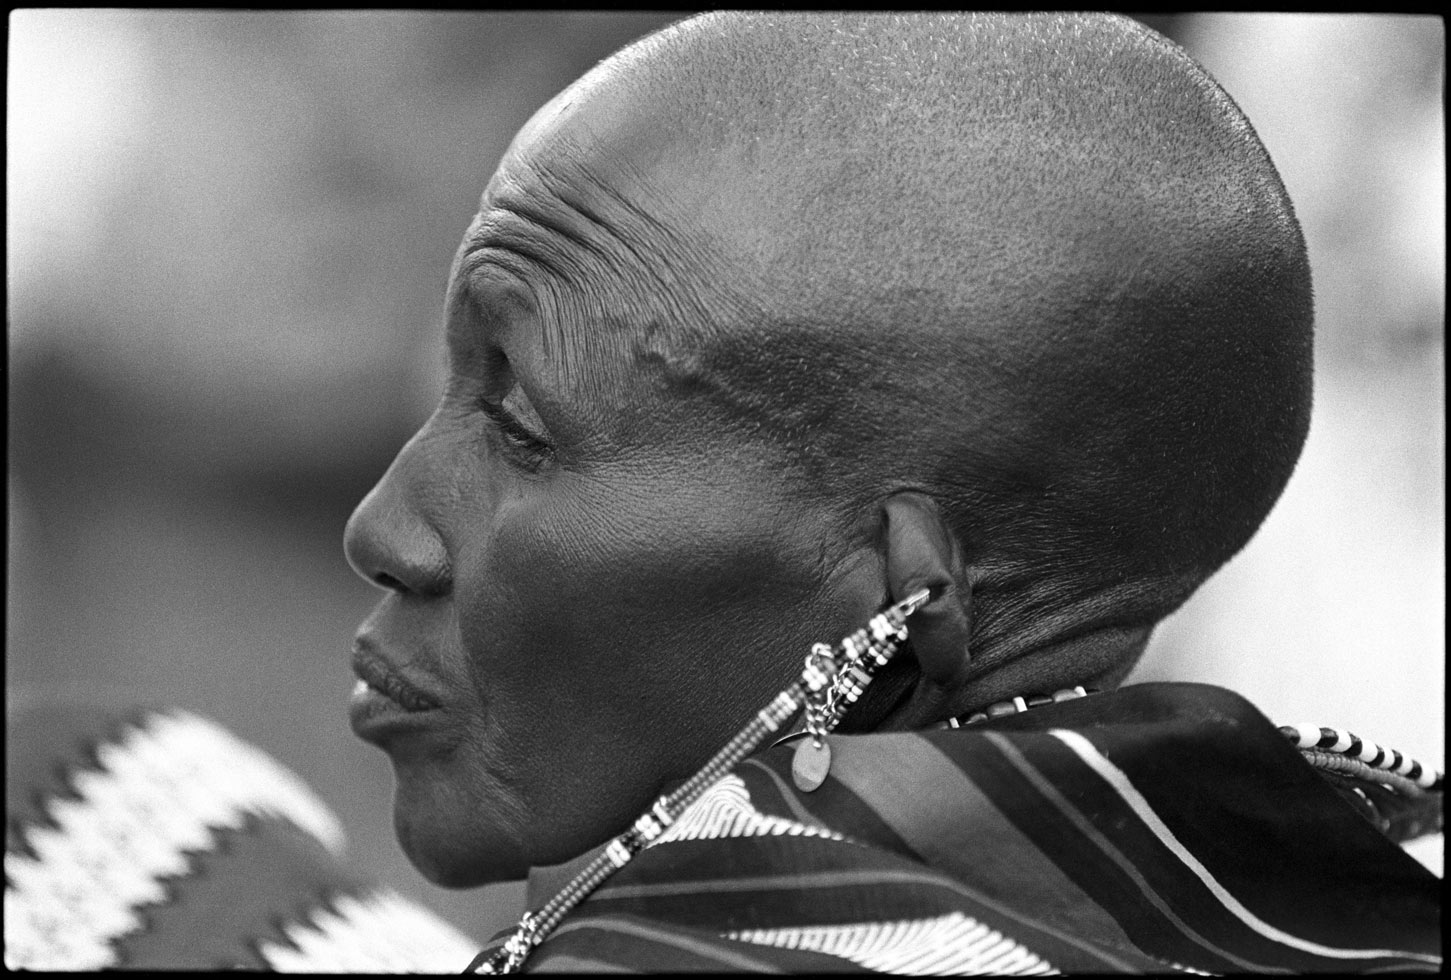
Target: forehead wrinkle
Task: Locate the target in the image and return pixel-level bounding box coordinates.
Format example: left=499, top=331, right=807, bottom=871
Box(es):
left=529, top=159, right=692, bottom=308
left=510, top=157, right=725, bottom=362
left=565, top=153, right=765, bottom=339
left=454, top=240, right=634, bottom=412
left=470, top=194, right=728, bottom=410
left=460, top=209, right=575, bottom=286
left=487, top=175, right=619, bottom=273
left=466, top=110, right=783, bottom=420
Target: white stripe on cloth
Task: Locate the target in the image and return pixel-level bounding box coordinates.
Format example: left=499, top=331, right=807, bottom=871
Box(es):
left=1048, top=728, right=1441, bottom=967
left=726, top=911, right=1058, bottom=975
left=653, top=774, right=845, bottom=845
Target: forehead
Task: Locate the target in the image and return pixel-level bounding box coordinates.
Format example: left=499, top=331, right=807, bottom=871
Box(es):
left=447, top=81, right=769, bottom=417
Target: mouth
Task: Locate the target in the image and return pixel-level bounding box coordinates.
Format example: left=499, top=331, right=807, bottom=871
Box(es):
left=349, top=642, right=445, bottom=744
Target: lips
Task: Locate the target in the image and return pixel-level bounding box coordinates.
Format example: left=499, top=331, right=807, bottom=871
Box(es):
left=351, top=645, right=443, bottom=713
left=349, top=641, right=446, bottom=746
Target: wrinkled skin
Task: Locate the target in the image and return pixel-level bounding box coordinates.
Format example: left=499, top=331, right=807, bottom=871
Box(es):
left=342, top=9, right=1307, bottom=887
left=342, top=77, right=895, bottom=887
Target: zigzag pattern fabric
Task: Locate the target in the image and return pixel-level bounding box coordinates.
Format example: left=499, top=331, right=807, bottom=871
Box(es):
left=728, top=912, right=1058, bottom=974
left=655, top=774, right=845, bottom=844
left=4, top=707, right=477, bottom=971
left=479, top=683, right=1441, bottom=974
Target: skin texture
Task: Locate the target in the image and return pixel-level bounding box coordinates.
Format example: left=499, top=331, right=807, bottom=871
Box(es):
left=343, top=12, right=1313, bottom=887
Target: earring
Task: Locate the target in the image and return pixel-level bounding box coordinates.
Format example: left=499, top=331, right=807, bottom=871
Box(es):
left=791, top=588, right=929, bottom=792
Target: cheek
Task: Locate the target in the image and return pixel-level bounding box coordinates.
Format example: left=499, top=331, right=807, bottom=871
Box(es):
left=458, top=470, right=823, bottom=744
left=440, top=465, right=867, bottom=867
left=489, top=471, right=801, bottom=619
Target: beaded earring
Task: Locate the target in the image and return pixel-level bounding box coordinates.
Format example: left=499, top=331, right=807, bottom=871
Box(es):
left=791, top=589, right=930, bottom=792
left=469, top=587, right=932, bottom=975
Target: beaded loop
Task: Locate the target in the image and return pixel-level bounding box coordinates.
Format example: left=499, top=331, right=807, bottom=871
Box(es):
left=605, top=839, right=632, bottom=868
left=1278, top=724, right=1442, bottom=793
left=493, top=912, right=539, bottom=973
left=473, top=588, right=932, bottom=974
left=802, top=594, right=924, bottom=743
left=633, top=813, right=664, bottom=844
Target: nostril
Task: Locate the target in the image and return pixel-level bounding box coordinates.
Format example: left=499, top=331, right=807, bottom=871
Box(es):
left=374, top=571, right=406, bottom=592
left=343, top=465, right=452, bottom=597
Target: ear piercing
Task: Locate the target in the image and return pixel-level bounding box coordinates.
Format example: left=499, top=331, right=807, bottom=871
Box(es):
left=792, top=589, right=931, bottom=792
left=469, top=587, right=932, bottom=974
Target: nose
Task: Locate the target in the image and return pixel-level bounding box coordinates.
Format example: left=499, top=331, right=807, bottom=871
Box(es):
left=344, top=431, right=452, bottom=597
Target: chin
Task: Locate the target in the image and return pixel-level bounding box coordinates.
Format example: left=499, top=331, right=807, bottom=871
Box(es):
left=394, top=802, right=531, bottom=887
left=391, top=774, right=531, bottom=887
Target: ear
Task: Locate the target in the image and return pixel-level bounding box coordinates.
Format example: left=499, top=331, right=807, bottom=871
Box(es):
left=882, top=492, right=973, bottom=686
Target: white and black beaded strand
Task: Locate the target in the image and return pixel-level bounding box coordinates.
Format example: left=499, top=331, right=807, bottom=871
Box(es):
left=1279, top=724, right=1443, bottom=793
left=465, top=588, right=932, bottom=975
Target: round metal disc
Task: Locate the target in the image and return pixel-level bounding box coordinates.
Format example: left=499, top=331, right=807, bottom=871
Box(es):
left=791, top=737, right=832, bottom=792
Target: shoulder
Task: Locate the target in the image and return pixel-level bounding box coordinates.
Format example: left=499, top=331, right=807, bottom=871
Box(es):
left=537, top=683, right=1441, bottom=973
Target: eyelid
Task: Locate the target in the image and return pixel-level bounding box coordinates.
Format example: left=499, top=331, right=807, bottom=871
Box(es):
left=504, top=383, right=550, bottom=437
left=479, top=394, right=551, bottom=451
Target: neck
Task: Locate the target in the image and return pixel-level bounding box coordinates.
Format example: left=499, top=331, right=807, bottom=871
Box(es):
left=530, top=625, right=1147, bottom=903
left=526, top=841, right=609, bottom=908
left=956, top=622, right=1150, bottom=711
left=860, top=621, right=1151, bottom=732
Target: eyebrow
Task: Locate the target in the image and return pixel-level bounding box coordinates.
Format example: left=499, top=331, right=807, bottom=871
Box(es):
left=440, top=247, right=587, bottom=412
left=454, top=251, right=619, bottom=393
left=450, top=207, right=584, bottom=371
left=440, top=268, right=510, bottom=382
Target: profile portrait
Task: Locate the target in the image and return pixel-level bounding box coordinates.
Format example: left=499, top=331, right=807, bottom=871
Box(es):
left=7, top=11, right=1442, bottom=973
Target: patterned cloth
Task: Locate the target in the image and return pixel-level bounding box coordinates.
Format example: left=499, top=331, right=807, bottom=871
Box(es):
left=4, top=705, right=479, bottom=971
left=481, top=683, right=1441, bottom=973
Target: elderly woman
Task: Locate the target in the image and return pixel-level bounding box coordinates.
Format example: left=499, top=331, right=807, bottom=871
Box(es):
left=337, top=11, right=1438, bottom=974
left=6, top=11, right=1438, bottom=974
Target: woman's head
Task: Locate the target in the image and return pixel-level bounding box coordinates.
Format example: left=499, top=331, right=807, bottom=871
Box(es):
left=343, top=12, right=1312, bottom=886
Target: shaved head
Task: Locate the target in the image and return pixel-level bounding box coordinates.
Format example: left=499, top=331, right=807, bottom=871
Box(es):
left=350, top=11, right=1315, bottom=882
left=471, top=11, right=1312, bottom=665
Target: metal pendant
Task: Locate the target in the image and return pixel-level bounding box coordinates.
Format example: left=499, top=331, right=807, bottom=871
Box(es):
left=792, top=736, right=832, bottom=792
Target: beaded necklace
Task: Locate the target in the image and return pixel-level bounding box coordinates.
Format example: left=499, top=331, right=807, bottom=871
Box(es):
left=465, top=592, right=1444, bottom=974
left=769, top=684, right=1099, bottom=748
left=948, top=685, right=1097, bottom=726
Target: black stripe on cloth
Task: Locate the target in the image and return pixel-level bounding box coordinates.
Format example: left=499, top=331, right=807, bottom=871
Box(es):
left=733, top=757, right=838, bottom=835
left=591, top=834, right=962, bottom=929
left=740, top=750, right=918, bottom=859
left=1023, top=686, right=1440, bottom=959
left=583, top=826, right=1159, bottom=973
left=944, top=721, right=1263, bottom=974
left=112, top=811, right=371, bottom=969
left=532, top=912, right=870, bottom=973
left=1001, top=729, right=1426, bottom=973
left=822, top=730, right=1151, bottom=961
left=1004, top=728, right=1332, bottom=971
left=971, top=683, right=1440, bottom=969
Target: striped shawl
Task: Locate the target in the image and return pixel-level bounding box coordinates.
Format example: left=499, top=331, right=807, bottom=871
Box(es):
left=489, top=682, right=1441, bottom=973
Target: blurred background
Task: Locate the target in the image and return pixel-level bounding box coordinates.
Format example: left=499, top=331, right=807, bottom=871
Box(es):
left=8, top=11, right=1443, bottom=943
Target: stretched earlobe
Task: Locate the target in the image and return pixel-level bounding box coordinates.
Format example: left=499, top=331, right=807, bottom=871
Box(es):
left=882, top=492, right=973, bottom=687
